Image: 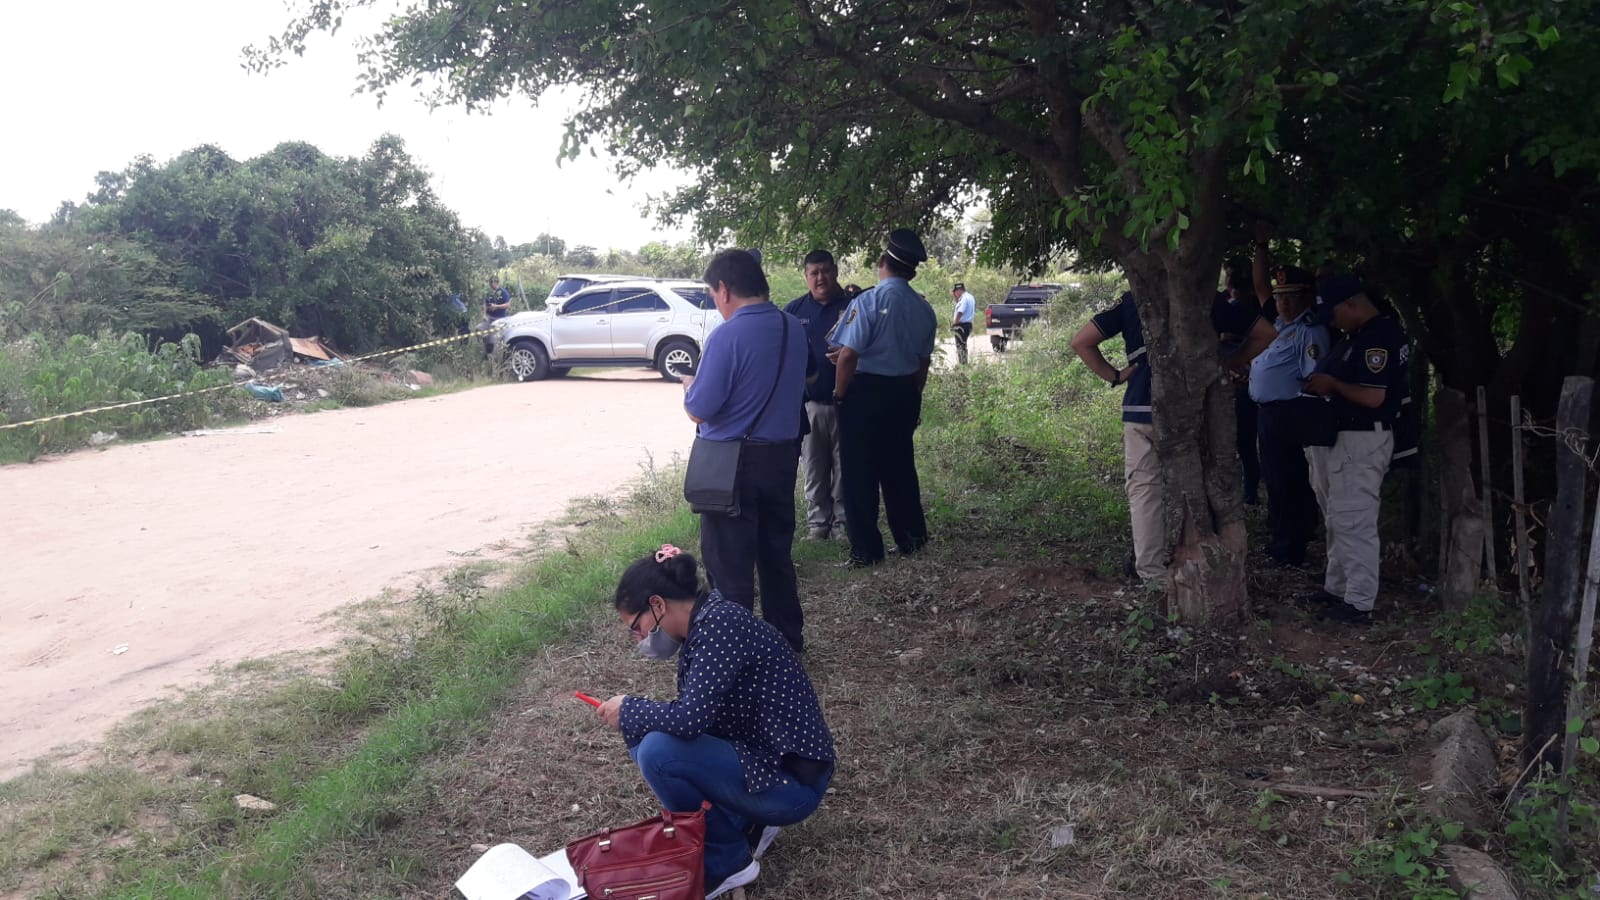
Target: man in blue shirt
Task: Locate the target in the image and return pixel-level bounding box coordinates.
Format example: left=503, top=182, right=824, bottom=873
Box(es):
left=950, top=282, right=977, bottom=365
left=1250, top=265, right=1332, bottom=568
left=784, top=250, right=850, bottom=541
left=483, top=275, right=512, bottom=320
left=829, top=229, right=939, bottom=566
left=1213, top=260, right=1268, bottom=506
left=1072, top=292, right=1165, bottom=581
left=683, top=249, right=810, bottom=651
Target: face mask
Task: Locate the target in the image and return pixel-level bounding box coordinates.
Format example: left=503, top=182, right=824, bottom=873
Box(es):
left=637, top=611, right=683, bottom=660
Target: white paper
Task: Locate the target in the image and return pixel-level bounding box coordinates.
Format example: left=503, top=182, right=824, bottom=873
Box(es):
left=455, top=843, right=582, bottom=900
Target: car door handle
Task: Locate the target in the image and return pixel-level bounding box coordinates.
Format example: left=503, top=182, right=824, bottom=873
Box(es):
left=656, top=316, right=669, bottom=322
left=595, top=318, right=608, bottom=325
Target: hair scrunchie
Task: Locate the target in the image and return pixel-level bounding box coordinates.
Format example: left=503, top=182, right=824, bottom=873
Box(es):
left=654, top=544, right=682, bottom=564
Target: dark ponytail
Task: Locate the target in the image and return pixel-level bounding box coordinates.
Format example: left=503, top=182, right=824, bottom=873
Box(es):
left=614, top=547, right=706, bottom=614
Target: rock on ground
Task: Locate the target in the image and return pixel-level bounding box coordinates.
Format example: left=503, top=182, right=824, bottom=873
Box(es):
left=1440, top=844, right=1519, bottom=900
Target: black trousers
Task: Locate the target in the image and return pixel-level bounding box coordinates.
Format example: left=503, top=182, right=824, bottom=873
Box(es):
left=698, top=441, right=805, bottom=651
left=1258, top=400, right=1319, bottom=563
left=952, top=323, right=972, bottom=364
left=1234, top=387, right=1260, bottom=503
left=838, top=374, right=928, bottom=563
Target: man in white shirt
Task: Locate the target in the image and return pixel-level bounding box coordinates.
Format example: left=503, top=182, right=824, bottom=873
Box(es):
left=950, top=282, right=977, bottom=365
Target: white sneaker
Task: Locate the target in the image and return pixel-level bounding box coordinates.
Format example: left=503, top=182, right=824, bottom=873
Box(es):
left=753, top=825, right=782, bottom=859
left=706, top=859, right=760, bottom=898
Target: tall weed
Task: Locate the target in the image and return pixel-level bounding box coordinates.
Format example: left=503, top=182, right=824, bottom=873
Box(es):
left=0, top=331, right=239, bottom=463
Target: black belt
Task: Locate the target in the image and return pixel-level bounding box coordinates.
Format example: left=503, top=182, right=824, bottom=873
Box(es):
left=743, top=438, right=798, bottom=447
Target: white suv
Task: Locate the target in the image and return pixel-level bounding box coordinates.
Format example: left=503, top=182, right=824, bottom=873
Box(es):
left=495, top=279, right=722, bottom=382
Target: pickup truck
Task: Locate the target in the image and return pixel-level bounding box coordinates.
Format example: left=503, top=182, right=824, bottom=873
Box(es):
left=984, top=283, right=1062, bottom=352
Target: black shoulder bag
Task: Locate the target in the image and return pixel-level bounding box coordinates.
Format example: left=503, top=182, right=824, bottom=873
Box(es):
left=683, top=315, right=790, bottom=516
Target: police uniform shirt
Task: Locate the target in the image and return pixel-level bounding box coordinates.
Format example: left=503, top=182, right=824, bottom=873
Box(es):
left=830, top=277, right=937, bottom=376
left=1090, top=293, right=1152, bottom=425
left=618, top=591, right=836, bottom=792
left=953, top=292, right=976, bottom=324
left=685, top=303, right=808, bottom=442
left=1249, top=314, right=1331, bottom=403
left=1321, top=315, right=1409, bottom=429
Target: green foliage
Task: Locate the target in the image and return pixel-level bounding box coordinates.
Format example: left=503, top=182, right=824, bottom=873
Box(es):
left=1344, top=818, right=1463, bottom=899
left=1400, top=663, right=1476, bottom=710
left=0, top=331, right=239, bottom=462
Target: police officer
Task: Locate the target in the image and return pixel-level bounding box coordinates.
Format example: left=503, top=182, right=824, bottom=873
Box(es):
left=1213, top=262, right=1265, bottom=506
left=1303, top=275, right=1410, bottom=624
left=829, top=229, right=939, bottom=567
left=1250, top=265, right=1331, bottom=567
left=950, top=282, right=976, bottom=365
left=1071, top=291, right=1164, bottom=581
left=784, top=250, right=850, bottom=541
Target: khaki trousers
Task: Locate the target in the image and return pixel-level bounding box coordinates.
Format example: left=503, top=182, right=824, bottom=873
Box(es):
left=1123, top=422, right=1166, bottom=580
left=1305, top=430, right=1393, bottom=611
left=800, top=401, right=846, bottom=532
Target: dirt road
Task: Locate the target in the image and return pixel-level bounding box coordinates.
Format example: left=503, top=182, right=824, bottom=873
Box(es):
left=0, top=373, right=696, bottom=779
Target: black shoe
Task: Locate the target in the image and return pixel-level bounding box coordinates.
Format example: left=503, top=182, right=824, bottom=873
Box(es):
left=1297, top=590, right=1343, bottom=607
left=1316, top=602, right=1372, bottom=625
left=1123, top=554, right=1138, bottom=579
left=837, top=556, right=881, bottom=569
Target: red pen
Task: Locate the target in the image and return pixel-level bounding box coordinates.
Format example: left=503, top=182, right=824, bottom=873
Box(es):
left=574, top=691, right=602, bottom=708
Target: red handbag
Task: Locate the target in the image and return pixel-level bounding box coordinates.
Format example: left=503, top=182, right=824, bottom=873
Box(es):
left=564, top=802, right=708, bottom=899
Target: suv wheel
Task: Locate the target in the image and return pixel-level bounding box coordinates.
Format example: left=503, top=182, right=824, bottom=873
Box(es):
left=507, top=340, right=551, bottom=381
left=656, top=340, right=698, bottom=382
left=990, top=335, right=1008, bottom=353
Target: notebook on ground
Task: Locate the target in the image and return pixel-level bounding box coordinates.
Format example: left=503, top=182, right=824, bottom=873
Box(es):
left=454, top=843, right=585, bottom=900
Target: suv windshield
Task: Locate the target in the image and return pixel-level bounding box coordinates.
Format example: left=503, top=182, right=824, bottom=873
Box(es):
left=551, top=277, right=593, bottom=299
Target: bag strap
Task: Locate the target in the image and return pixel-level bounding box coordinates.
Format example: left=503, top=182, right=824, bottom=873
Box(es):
left=742, top=312, right=791, bottom=441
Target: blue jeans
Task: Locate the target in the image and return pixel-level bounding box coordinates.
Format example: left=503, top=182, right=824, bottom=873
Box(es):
left=630, top=732, right=832, bottom=886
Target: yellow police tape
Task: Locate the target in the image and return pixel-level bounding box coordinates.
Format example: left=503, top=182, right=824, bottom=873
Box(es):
left=0, top=325, right=501, bottom=432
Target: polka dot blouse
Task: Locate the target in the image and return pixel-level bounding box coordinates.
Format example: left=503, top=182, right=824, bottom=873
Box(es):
left=619, top=591, right=836, bottom=792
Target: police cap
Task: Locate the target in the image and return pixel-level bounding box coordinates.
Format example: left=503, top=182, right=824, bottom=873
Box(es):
left=885, top=228, right=928, bottom=266
left=952, top=282, right=965, bottom=292
left=1271, top=265, right=1315, bottom=294
left=1316, top=273, right=1363, bottom=307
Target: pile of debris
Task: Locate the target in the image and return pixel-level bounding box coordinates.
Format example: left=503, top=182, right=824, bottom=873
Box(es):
left=214, top=318, right=344, bottom=374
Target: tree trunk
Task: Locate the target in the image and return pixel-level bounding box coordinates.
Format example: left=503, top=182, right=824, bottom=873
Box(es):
left=1437, top=387, right=1486, bottom=609
left=1525, top=376, right=1595, bottom=771
left=1124, top=253, right=1248, bottom=626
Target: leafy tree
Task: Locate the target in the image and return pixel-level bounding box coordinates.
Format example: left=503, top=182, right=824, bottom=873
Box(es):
left=256, top=0, right=1592, bottom=621
left=566, top=244, right=600, bottom=268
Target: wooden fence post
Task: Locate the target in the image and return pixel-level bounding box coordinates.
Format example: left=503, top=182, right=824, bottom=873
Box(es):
left=1477, top=385, right=1498, bottom=584
left=1511, top=396, right=1532, bottom=642
left=1554, top=487, right=1600, bottom=867
left=1525, top=375, right=1594, bottom=771
left=1438, top=388, right=1485, bottom=609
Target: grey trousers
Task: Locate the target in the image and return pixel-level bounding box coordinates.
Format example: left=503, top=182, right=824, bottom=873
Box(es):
left=1305, top=429, right=1393, bottom=612
left=800, top=401, right=846, bottom=532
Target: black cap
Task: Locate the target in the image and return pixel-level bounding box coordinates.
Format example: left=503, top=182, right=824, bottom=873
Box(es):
left=952, top=282, right=965, bottom=292
left=1271, top=265, right=1315, bottom=293
left=885, top=228, right=927, bottom=266
left=1317, top=273, right=1363, bottom=307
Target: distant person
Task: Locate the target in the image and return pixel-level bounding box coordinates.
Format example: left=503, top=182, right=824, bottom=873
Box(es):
left=682, top=249, right=809, bottom=651
left=1212, top=260, right=1266, bottom=506
left=784, top=250, right=850, bottom=541
left=484, top=275, right=512, bottom=320
left=829, top=229, right=938, bottom=567
left=595, top=545, right=835, bottom=898
left=950, top=282, right=976, bottom=365
left=1071, top=291, right=1164, bottom=582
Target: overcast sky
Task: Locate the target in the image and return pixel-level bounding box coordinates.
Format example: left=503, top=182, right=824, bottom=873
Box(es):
left=0, top=0, right=692, bottom=250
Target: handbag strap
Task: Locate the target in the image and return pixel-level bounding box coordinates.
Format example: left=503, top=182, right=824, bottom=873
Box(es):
left=742, top=312, right=791, bottom=441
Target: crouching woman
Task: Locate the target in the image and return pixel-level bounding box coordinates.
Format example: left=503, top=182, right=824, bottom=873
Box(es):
left=596, top=545, right=835, bottom=898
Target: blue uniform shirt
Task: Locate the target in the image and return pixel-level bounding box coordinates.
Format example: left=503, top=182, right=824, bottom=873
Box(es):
left=619, top=592, right=836, bottom=793
left=953, top=293, right=976, bottom=324
left=1249, top=314, right=1331, bottom=403
left=685, top=303, right=808, bottom=442
left=830, top=277, right=937, bottom=376
left=783, top=292, right=848, bottom=403
left=1320, top=315, right=1410, bottom=429
left=1090, top=293, right=1152, bottom=424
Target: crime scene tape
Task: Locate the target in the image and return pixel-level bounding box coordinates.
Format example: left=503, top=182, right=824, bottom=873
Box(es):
left=0, top=325, right=503, bottom=433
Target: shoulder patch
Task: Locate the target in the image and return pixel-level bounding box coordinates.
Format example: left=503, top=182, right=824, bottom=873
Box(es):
left=1307, top=343, right=1320, bottom=360
left=1365, top=348, right=1388, bottom=374
left=844, top=307, right=858, bottom=325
